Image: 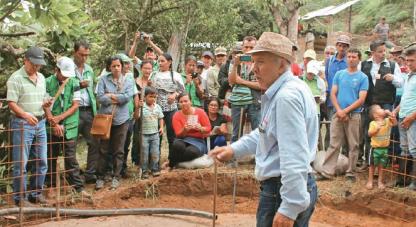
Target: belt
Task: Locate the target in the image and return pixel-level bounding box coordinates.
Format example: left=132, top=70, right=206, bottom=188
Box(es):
left=260, top=173, right=312, bottom=184
left=79, top=106, right=91, bottom=111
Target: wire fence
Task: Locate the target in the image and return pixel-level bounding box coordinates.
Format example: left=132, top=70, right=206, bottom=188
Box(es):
left=0, top=108, right=415, bottom=226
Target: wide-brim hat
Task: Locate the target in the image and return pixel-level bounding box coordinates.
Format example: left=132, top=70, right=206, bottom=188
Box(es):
left=390, top=46, right=404, bottom=54
left=247, top=32, right=294, bottom=63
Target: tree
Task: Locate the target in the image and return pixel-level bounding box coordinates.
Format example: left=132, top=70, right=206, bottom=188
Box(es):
left=260, top=0, right=309, bottom=44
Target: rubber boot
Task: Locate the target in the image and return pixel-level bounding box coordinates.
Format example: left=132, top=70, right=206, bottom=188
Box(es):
left=407, top=160, right=416, bottom=191
left=396, top=156, right=407, bottom=186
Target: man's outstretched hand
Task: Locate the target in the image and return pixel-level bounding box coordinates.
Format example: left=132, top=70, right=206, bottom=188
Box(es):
left=209, top=146, right=234, bottom=162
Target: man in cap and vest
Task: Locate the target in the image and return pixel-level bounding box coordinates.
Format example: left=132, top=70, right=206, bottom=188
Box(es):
left=211, top=32, right=318, bottom=227
left=73, top=40, right=99, bottom=183
left=44, top=57, right=91, bottom=198
left=7, top=46, right=49, bottom=206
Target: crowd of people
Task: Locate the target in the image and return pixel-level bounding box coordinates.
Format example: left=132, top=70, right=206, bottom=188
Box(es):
left=5, top=26, right=416, bottom=214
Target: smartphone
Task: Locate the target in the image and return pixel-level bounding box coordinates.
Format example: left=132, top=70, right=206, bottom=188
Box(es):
left=239, top=55, right=252, bottom=62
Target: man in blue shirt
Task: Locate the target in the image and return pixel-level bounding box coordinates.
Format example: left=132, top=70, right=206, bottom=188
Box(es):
left=320, top=49, right=369, bottom=182
left=211, top=32, right=318, bottom=227
left=324, top=35, right=350, bottom=150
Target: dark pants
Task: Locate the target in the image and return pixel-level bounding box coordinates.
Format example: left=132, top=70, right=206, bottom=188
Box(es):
left=79, top=109, right=99, bottom=181
left=121, top=119, right=135, bottom=175
left=169, top=140, right=202, bottom=167
left=131, top=119, right=142, bottom=165
left=46, top=135, right=84, bottom=192
left=231, top=104, right=261, bottom=143
left=96, top=122, right=128, bottom=180
left=257, top=174, right=317, bottom=227
left=163, top=110, right=177, bottom=161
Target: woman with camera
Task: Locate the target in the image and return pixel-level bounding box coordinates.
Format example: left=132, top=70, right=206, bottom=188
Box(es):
left=181, top=55, right=204, bottom=108
left=151, top=53, right=185, bottom=161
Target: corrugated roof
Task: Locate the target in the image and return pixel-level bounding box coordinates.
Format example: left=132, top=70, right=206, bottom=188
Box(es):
left=301, top=0, right=361, bottom=20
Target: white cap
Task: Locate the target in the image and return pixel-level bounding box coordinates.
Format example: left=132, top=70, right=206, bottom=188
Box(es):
left=306, top=60, right=320, bottom=76
left=303, top=49, right=316, bottom=60
left=56, top=57, right=76, bottom=78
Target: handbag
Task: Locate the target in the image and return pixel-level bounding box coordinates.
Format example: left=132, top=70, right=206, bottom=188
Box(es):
left=90, top=75, right=125, bottom=139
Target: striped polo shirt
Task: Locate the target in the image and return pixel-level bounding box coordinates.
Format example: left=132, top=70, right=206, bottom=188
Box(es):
left=7, top=67, right=47, bottom=116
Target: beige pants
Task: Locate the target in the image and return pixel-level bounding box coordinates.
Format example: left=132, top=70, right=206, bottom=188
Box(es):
left=321, top=113, right=361, bottom=176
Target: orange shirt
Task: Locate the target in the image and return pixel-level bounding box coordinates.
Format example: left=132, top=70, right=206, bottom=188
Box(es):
left=172, top=108, right=211, bottom=139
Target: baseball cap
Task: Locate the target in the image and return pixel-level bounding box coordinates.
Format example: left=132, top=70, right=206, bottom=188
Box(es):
left=336, top=35, right=351, bottom=46
left=56, top=57, right=76, bottom=78
left=197, top=60, right=204, bottom=67
left=214, top=47, right=227, bottom=56
left=306, top=60, right=320, bottom=76
left=116, top=53, right=133, bottom=63
left=303, top=49, right=317, bottom=60
left=202, top=51, right=214, bottom=59
left=25, top=46, right=46, bottom=65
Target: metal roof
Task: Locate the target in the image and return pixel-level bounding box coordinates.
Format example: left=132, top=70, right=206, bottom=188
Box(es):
left=301, top=0, right=361, bottom=20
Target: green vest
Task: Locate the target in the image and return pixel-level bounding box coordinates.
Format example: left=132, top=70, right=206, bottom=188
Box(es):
left=74, top=64, right=97, bottom=116
left=46, top=76, right=80, bottom=140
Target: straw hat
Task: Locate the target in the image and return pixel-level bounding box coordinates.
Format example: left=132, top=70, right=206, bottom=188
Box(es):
left=247, top=32, right=294, bottom=63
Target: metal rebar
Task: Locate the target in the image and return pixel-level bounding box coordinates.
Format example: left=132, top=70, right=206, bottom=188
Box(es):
left=212, top=152, right=217, bottom=227
left=19, top=122, right=24, bottom=227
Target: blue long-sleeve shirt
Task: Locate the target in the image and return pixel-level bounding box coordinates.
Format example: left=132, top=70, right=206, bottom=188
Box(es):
left=231, top=70, right=319, bottom=220
left=96, top=73, right=135, bottom=125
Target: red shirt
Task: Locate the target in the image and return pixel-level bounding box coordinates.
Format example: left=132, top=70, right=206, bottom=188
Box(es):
left=172, top=108, right=211, bottom=139
left=291, top=63, right=302, bottom=77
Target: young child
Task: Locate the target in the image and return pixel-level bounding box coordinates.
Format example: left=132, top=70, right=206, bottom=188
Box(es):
left=366, top=105, right=397, bottom=189
left=140, top=87, right=164, bottom=179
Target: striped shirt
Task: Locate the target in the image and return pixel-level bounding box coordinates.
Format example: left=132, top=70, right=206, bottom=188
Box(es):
left=7, top=67, right=47, bottom=116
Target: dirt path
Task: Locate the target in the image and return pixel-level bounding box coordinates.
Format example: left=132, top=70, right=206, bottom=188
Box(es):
left=4, top=167, right=416, bottom=226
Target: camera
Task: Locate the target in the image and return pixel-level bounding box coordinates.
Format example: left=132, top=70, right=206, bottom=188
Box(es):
left=140, top=32, right=153, bottom=40
left=191, top=72, right=198, bottom=79
left=239, top=55, right=252, bottom=62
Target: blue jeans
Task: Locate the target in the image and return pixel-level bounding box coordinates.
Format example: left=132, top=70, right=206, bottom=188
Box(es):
left=11, top=117, right=47, bottom=202
left=256, top=174, right=317, bottom=227
left=210, top=135, right=227, bottom=149
left=231, top=104, right=261, bottom=142
left=141, top=133, right=160, bottom=173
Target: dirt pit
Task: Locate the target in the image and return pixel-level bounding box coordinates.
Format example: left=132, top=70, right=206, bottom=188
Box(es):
left=3, top=167, right=416, bottom=226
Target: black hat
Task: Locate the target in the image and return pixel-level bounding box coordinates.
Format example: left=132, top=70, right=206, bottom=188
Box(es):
left=25, top=46, right=46, bottom=65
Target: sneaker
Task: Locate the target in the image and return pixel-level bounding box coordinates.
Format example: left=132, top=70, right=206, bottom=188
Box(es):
left=15, top=199, right=36, bottom=207
left=77, top=189, right=92, bottom=199
left=408, top=182, right=416, bottom=191
left=142, top=172, right=149, bottom=180
left=95, top=179, right=105, bottom=190
left=28, top=195, right=48, bottom=206
left=84, top=175, right=97, bottom=184
left=111, top=178, right=120, bottom=190
left=319, top=171, right=333, bottom=180
left=152, top=171, right=161, bottom=177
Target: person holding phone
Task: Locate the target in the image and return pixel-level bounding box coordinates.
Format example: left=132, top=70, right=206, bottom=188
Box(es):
left=73, top=40, right=100, bottom=184
left=164, top=93, right=211, bottom=169
left=228, top=36, right=261, bottom=143
left=207, top=98, right=228, bottom=149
